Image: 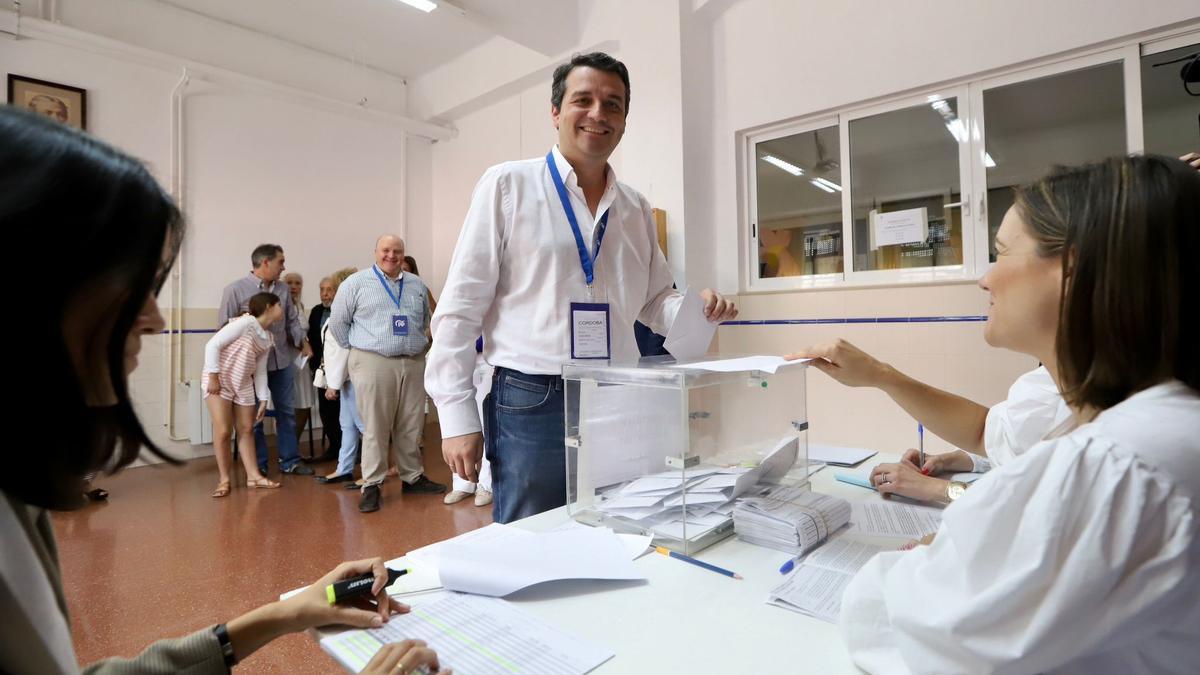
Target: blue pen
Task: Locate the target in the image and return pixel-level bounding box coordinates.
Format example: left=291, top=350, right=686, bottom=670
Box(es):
left=918, top=423, right=926, bottom=473
left=835, top=472, right=876, bottom=491
left=779, top=557, right=800, bottom=574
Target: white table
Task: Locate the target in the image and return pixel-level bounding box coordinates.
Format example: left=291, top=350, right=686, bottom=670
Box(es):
left=309, top=455, right=907, bottom=674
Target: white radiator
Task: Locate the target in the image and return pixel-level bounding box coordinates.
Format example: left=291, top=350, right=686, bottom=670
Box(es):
left=186, top=380, right=213, bottom=445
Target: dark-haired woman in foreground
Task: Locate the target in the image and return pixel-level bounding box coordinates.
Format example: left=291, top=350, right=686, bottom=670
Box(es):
left=0, top=107, right=447, bottom=673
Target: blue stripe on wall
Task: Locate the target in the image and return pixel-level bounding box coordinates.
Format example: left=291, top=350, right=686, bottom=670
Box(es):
left=720, top=315, right=986, bottom=326
left=160, top=315, right=986, bottom=335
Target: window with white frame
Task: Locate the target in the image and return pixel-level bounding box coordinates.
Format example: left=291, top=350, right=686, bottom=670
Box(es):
left=752, top=123, right=844, bottom=280
left=743, top=27, right=1199, bottom=292
left=978, top=59, right=1126, bottom=262
left=1141, top=40, right=1200, bottom=157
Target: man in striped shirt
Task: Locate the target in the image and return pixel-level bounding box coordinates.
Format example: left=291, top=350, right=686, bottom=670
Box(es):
left=218, top=244, right=314, bottom=477
left=328, top=235, right=446, bottom=513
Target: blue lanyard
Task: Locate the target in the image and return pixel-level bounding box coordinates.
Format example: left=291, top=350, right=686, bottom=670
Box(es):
left=547, top=151, right=609, bottom=287
left=372, top=265, right=404, bottom=309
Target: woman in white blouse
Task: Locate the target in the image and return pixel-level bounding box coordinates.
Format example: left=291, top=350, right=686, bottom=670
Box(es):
left=802, top=155, right=1199, bottom=673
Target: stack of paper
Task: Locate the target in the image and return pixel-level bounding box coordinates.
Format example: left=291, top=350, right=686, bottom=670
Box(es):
left=767, top=539, right=885, bottom=623
left=592, top=437, right=799, bottom=541
left=399, top=523, right=651, bottom=597
left=438, top=526, right=645, bottom=597
left=321, top=592, right=614, bottom=674
left=733, top=485, right=852, bottom=555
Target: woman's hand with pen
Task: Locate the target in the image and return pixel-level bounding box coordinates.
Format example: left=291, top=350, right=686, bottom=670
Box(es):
left=870, top=457, right=948, bottom=503
left=223, top=558, right=411, bottom=663
left=284, top=558, right=410, bottom=631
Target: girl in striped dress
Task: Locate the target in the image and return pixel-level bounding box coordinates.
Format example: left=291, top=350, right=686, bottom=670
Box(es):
left=203, top=292, right=284, bottom=497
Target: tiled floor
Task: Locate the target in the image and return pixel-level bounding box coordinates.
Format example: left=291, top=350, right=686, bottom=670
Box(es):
left=52, top=424, right=490, bottom=673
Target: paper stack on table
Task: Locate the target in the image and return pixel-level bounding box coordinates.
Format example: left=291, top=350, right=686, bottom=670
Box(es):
left=767, top=539, right=886, bottom=623
left=438, top=526, right=646, bottom=597
left=592, top=436, right=799, bottom=541
left=402, top=523, right=651, bottom=598
left=733, top=485, right=852, bottom=555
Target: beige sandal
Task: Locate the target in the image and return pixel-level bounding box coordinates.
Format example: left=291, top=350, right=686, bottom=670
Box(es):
left=246, top=477, right=281, bottom=490
left=211, top=480, right=231, bottom=498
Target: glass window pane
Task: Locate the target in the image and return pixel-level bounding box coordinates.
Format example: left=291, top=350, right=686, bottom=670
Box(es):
left=1142, top=43, right=1199, bottom=157
left=849, top=98, right=963, bottom=272
left=982, top=62, right=1125, bottom=260
left=753, top=126, right=844, bottom=279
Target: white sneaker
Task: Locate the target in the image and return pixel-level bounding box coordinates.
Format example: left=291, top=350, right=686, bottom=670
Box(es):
left=474, top=489, right=493, bottom=507
left=443, top=490, right=472, bottom=505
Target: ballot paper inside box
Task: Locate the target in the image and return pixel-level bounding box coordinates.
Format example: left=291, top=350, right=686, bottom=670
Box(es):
left=563, top=355, right=810, bottom=555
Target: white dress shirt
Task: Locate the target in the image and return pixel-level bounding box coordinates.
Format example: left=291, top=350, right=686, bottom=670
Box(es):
left=426, top=145, right=683, bottom=439
left=983, top=365, right=1073, bottom=468
left=841, top=380, right=1200, bottom=674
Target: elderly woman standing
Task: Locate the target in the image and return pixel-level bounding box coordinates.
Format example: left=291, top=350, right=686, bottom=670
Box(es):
left=283, top=272, right=316, bottom=452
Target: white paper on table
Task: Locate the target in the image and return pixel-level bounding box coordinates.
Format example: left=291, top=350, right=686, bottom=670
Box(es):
left=768, top=565, right=854, bottom=624
left=808, top=444, right=878, bottom=467
left=438, top=527, right=646, bottom=597
left=662, top=288, right=718, bottom=359
left=670, top=355, right=813, bottom=374
left=615, top=533, right=653, bottom=559
left=850, top=501, right=943, bottom=539
left=405, top=523, right=533, bottom=570
left=803, top=539, right=885, bottom=574
left=320, top=592, right=614, bottom=675
left=383, top=556, right=443, bottom=596
left=547, top=522, right=653, bottom=561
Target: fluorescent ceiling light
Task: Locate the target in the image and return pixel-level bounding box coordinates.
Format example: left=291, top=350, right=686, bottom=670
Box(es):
left=812, top=177, right=843, bottom=192
left=984, top=153, right=997, bottom=168
left=395, top=0, right=437, bottom=12
left=809, top=179, right=836, bottom=194
left=762, top=155, right=804, bottom=176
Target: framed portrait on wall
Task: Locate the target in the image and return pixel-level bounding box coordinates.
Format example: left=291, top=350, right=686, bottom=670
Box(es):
left=6, top=75, right=87, bottom=130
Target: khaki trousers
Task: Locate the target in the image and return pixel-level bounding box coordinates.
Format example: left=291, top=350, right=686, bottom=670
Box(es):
left=348, top=349, right=426, bottom=487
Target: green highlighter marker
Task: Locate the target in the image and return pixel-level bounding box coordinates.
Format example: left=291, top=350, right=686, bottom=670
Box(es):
left=325, top=567, right=410, bottom=605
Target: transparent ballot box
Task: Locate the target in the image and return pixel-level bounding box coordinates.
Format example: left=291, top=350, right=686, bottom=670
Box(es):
left=563, top=356, right=809, bottom=555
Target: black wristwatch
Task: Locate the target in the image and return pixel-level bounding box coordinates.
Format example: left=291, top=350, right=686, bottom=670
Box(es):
left=212, top=623, right=237, bottom=668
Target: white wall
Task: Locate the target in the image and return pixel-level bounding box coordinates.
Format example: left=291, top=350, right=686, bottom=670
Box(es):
left=2, top=11, right=416, bottom=457
left=182, top=85, right=406, bottom=310
left=407, top=0, right=1199, bottom=454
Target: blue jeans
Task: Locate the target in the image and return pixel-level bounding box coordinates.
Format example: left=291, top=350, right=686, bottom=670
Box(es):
left=484, top=367, right=566, bottom=524
left=334, top=381, right=365, bottom=477
left=255, top=365, right=300, bottom=472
